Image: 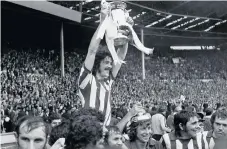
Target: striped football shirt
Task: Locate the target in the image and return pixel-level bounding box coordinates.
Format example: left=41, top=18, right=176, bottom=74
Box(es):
left=78, top=65, right=114, bottom=126
left=162, top=132, right=203, bottom=149
left=162, top=131, right=227, bottom=149
left=202, top=130, right=227, bottom=149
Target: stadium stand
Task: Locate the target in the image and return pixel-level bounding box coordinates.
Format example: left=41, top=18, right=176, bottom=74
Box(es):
left=1, top=1, right=227, bottom=149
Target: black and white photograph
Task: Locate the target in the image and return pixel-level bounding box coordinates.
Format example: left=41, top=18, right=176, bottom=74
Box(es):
left=1, top=1, right=227, bottom=149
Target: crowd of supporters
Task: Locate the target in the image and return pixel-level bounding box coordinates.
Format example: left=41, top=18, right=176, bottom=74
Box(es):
left=113, top=48, right=227, bottom=109
left=1, top=47, right=227, bottom=133
left=3, top=101, right=227, bottom=149
left=1, top=49, right=83, bottom=132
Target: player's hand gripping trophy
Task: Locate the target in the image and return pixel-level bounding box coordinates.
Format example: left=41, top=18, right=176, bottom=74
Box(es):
left=97, top=0, right=154, bottom=64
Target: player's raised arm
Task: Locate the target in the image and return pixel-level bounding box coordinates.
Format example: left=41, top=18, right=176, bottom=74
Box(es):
left=112, top=43, right=128, bottom=78
left=84, top=3, right=110, bottom=71
left=112, top=16, right=133, bottom=78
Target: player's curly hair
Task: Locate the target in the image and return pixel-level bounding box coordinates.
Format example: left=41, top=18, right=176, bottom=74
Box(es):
left=71, top=108, right=105, bottom=123
left=65, top=115, right=103, bottom=149
left=48, top=112, right=61, bottom=123
left=49, top=121, right=70, bottom=146
left=92, top=48, right=113, bottom=76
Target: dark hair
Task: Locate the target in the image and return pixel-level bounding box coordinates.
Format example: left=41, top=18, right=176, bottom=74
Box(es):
left=193, top=104, right=199, bottom=112
left=92, top=50, right=113, bottom=76
left=48, top=113, right=61, bottom=123
left=216, top=103, right=221, bottom=110
left=104, top=126, right=121, bottom=144
left=49, top=122, right=70, bottom=146
left=210, top=108, right=227, bottom=127
left=174, top=110, right=199, bottom=137
left=205, top=108, right=213, bottom=116
left=158, top=105, right=167, bottom=113
left=127, top=120, right=152, bottom=142
left=113, top=108, right=128, bottom=119
left=151, top=106, right=157, bottom=111
left=61, top=112, right=71, bottom=123
left=65, top=115, right=103, bottom=149
left=71, top=108, right=105, bottom=123
left=197, top=112, right=204, bottom=121
left=15, top=116, right=50, bottom=138
left=203, top=103, right=208, bottom=110
left=17, top=111, right=27, bottom=120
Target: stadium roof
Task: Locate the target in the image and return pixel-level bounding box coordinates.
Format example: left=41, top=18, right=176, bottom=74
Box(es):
left=51, top=1, right=227, bottom=47
left=3, top=0, right=82, bottom=23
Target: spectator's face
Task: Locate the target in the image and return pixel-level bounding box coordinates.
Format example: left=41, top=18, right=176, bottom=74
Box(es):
left=175, top=101, right=181, bottom=107
left=107, top=132, right=123, bottom=148
left=175, top=106, right=182, bottom=113
left=213, top=117, right=227, bottom=138
left=98, top=56, right=112, bottom=79
left=51, top=119, right=61, bottom=128
left=185, top=116, right=200, bottom=138
left=17, top=124, right=47, bottom=149
left=136, top=121, right=152, bottom=143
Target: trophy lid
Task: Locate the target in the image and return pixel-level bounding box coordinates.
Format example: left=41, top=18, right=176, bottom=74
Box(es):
left=110, top=1, right=127, bottom=10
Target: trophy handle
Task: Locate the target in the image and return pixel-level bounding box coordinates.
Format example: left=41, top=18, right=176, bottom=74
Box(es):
left=129, top=26, right=154, bottom=55
left=105, top=35, right=125, bottom=65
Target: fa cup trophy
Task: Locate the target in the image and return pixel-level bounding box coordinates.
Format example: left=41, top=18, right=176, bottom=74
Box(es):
left=97, top=0, right=154, bottom=64
left=109, top=1, right=130, bottom=46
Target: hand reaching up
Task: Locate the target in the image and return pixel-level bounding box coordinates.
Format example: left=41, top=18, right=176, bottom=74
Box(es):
left=100, top=0, right=111, bottom=22
left=129, top=103, right=146, bottom=117
left=50, top=138, right=65, bottom=149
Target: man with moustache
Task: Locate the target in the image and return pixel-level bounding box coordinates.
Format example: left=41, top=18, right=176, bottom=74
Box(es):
left=161, top=110, right=202, bottom=149
left=78, top=1, right=132, bottom=126
left=202, top=108, right=227, bottom=149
